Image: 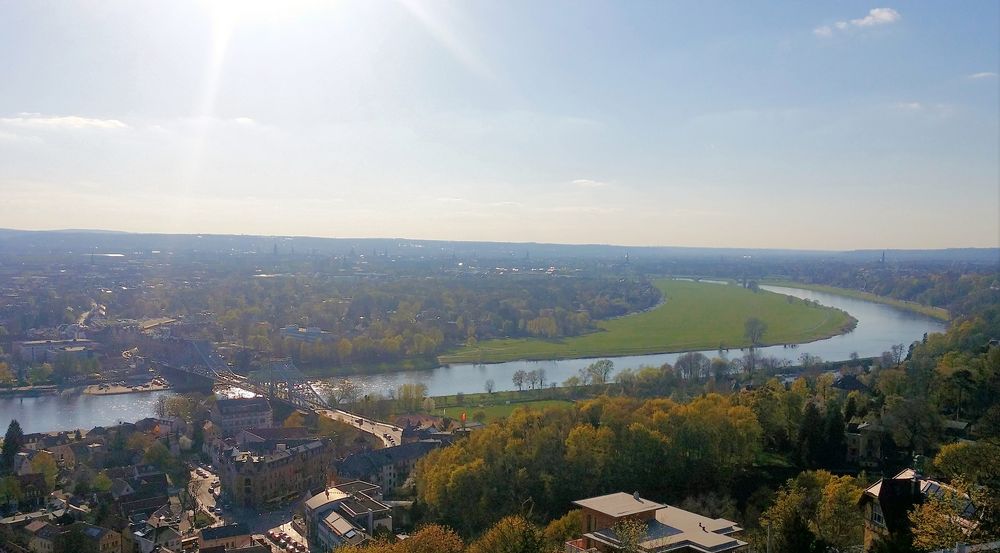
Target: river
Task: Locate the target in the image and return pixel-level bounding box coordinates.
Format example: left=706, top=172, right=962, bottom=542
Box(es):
left=0, top=286, right=946, bottom=433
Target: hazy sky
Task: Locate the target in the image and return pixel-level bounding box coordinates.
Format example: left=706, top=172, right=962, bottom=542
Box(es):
left=1, top=1, right=997, bottom=250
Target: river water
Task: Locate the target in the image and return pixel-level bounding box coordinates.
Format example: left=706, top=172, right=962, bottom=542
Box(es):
left=0, top=286, right=946, bottom=433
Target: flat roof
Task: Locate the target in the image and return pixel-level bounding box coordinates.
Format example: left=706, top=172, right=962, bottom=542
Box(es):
left=573, top=492, right=665, bottom=518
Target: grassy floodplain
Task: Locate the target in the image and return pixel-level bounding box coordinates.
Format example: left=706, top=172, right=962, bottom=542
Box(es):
left=421, top=391, right=575, bottom=423
left=439, top=279, right=857, bottom=364
left=762, top=280, right=950, bottom=321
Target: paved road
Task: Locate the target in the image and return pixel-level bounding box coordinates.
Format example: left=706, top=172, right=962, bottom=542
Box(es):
left=316, top=408, right=402, bottom=447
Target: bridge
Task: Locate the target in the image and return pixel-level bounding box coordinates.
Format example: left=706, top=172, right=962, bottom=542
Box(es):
left=147, top=340, right=401, bottom=446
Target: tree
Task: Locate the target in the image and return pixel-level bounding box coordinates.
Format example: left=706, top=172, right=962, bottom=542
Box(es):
left=611, top=518, right=646, bottom=553
left=143, top=441, right=172, bottom=471
left=797, top=402, right=825, bottom=467
left=543, top=510, right=581, bottom=548
left=744, top=317, right=767, bottom=347
left=329, top=379, right=360, bottom=406
left=909, top=489, right=969, bottom=550
left=0, top=475, right=22, bottom=505
left=586, top=359, right=614, bottom=385
left=881, top=396, right=942, bottom=454
left=396, top=524, right=464, bottom=553
left=2, top=419, right=25, bottom=471
left=513, top=370, right=526, bottom=391
left=743, top=318, right=767, bottom=380
left=31, top=451, right=57, bottom=491
left=485, top=379, right=495, bottom=395
left=93, top=471, right=112, bottom=493
left=468, top=515, right=546, bottom=553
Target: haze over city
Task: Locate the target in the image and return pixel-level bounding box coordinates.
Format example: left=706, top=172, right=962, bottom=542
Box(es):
left=0, top=1, right=997, bottom=249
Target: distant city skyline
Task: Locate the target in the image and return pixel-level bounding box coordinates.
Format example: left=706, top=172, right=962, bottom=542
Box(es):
left=0, top=1, right=997, bottom=249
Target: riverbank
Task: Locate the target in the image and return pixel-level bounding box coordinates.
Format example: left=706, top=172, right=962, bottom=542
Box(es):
left=0, top=385, right=59, bottom=397
left=762, top=280, right=950, bottom=321
left=83, top=382, right=173, bottom=395
left=439, top=279, right=857, bottom=364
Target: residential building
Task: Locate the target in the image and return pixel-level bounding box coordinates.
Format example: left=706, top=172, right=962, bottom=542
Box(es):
left=69, top=522, right=122, bottom=553
left=303, top=481, right=391, bottom=552
left=199, top=523, right=251, bottom=550
left=210, top=398, right=273, bottom=436
left=566, top=492, right=747, bottom=553
left=845, top=420, right=887, bottom=467
left=337, top=441, right=440, bottom=491
left=219, top=438, right=333, bottom=508
left=860, top=468, right=975, bottom=550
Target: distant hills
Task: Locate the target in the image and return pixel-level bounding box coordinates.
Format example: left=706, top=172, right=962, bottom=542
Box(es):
left=0, top=228, right=996, bottom=264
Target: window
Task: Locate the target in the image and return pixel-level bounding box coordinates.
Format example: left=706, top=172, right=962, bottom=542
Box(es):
left=870, top=503, right=884, bottom=527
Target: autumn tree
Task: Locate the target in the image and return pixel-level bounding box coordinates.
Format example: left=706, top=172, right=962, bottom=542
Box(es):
left=467, top=515, right=546, bottom=553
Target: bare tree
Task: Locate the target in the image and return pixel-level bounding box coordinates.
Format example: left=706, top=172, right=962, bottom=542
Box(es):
left=512, top=370, right=526, bottom=391
left=484, top=379, right=495, bottom=395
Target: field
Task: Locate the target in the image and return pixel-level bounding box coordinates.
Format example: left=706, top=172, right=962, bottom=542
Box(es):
left=439, top=279, right=856, bottom=364
left=421, top=391, right=575, bottom=423
left=762, top=280, right=950, bottom=321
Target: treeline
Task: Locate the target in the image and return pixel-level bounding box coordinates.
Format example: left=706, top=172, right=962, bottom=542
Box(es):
left=414, top=394, right=761, bottom=535
left=124, top=275, right=659, bottom=367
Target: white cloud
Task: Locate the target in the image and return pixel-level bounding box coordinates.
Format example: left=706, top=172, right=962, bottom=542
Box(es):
left=813, top=26, right=833, bottom=38
left=233, top=117, right=256, bottom=126
left=851, top=8, right=901, bottom=27
left=814, top=7, right=901, bottom=38
left=894, top=101, right=924, bottom=111
left=572, top=178, right=609, bottom=188
left=968, top=72, right=998, bottom=80
left=0, top=113, right=129, bottom=130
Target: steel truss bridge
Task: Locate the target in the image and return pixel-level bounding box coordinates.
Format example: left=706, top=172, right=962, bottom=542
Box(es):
left=150, top=340, right=330, bottom=410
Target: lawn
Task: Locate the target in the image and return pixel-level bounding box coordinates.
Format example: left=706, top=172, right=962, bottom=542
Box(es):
left=424, top=397, right=575, bottom=423
left=439, top=279, right=857, bottom=364
left=762, top=280, right=950, bottom=321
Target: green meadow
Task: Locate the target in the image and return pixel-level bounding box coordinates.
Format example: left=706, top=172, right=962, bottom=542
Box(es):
left=439, top=279, right=856, bottom=364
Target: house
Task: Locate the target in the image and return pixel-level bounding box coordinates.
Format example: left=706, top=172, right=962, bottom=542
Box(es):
left=303, top=481, right=391, bottom=552
left=859, top=468, right=975, bottom=550
left=337, top=441, right=441, bottom=491
left=68, top=522, right=122, bottom=553
left=16, top=474, right=48, bottom=510
left=199, top=523, right=251, bottom=550
left=210, top=398, right=273, bottom=436
left=25, top=521, right=60, bottom=553
left=566, top=492, right=747, bottom=553
left=845, top=419, right=887, bottom=467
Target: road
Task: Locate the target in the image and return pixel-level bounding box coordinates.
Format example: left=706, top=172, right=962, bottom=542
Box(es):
left=316, top=408, right=402, bottom=447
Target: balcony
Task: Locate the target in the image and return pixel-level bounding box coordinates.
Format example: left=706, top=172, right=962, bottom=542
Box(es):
left=566, top=538, right=599, bottom=553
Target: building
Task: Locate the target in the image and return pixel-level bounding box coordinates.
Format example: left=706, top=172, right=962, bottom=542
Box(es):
left=69, top=522, right=122, bottom=553
left=303, top=481, right=391, bottom=552
left=219, top=438, right=333, bottom=509
left=281, top=325, right=332, bottom=343
left=21, top=522, right=120, bottom=553
left=337, top=441, right=441, bottom=491
left=199, top=523, right=251, bottom=550
left=845, top=420, right=887, bottom=467
left=13, top=339, right=98, bottom=363
left=859, top=468, right=975, bottom=550
left=210, top=398, right=273, bottom=436
left=566, top=492, right=747, bottom=553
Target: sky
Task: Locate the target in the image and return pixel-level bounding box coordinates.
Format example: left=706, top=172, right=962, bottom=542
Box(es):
left=0, top=1, right=997, bottom=250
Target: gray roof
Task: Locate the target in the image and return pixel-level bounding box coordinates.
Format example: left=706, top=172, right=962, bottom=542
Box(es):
left=200, top=523, right=250, bottom=541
